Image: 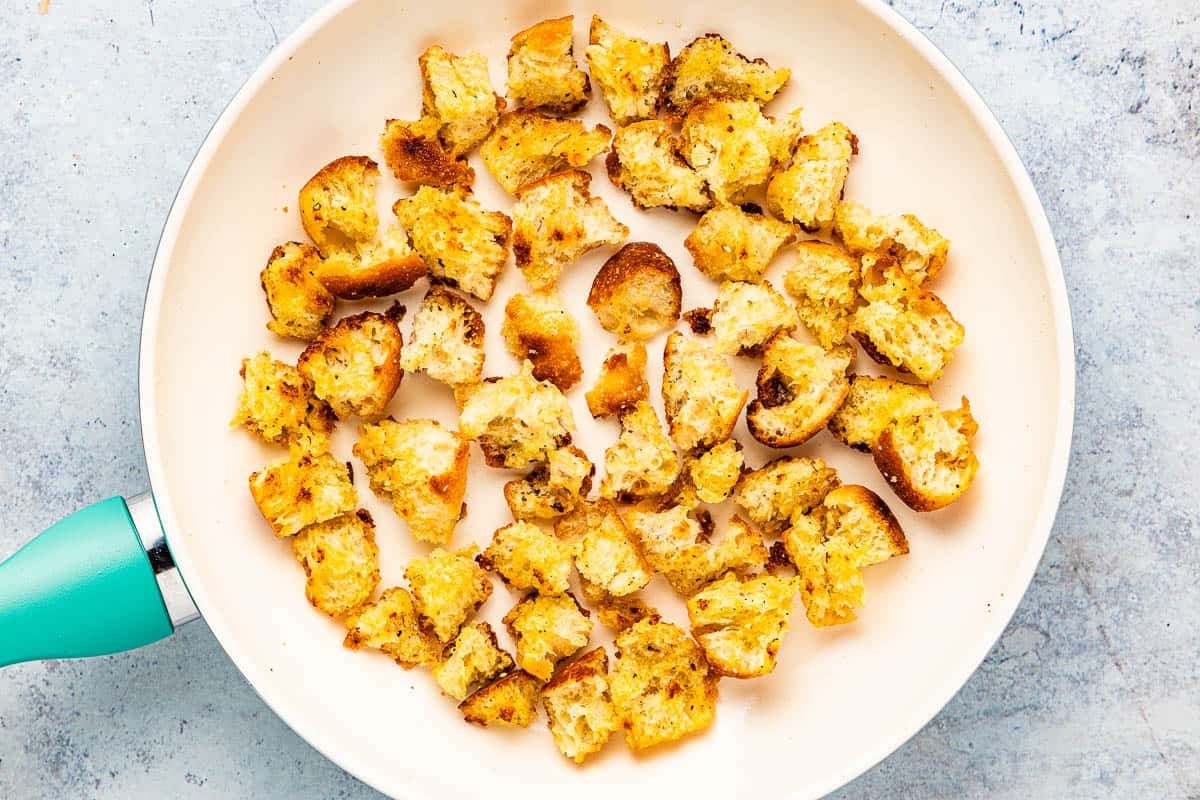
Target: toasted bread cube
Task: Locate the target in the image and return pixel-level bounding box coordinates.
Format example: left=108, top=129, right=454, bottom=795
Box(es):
left=460, top=670, right=542, bottom=727
left=578, top=578, right=657, bottom=631
left=541, top=647, right=619, bottom=763
left=318, top=223, right=428, bottom=301
left=662, top=332, right=748, bottom=452
left=512, top=170, right=629, bottom=289
left=687, top=573, right=800, bottom=678
left=851, top=256, right=964, bottom=383
left=585, top=342, right=649, bottom=419
left=507, top=16, right=591, bottom=113
left=605, top=121, right=711, bottom=212
left=503, top=593, right=593, bottom=681
left=661, top=33, right=790, bottom=118
left=393, top=185, right=511, bottom=302
left=457, top=361, right=576, bottom=468
left=733, top=455, right=840, bottom=534
left=343, top=587, right=444, bottom=667
left=249, top=449, right=357, bottom=538
left=684, top=204, right=796, bottom=284
left=502, top=289, right=583, bottom=390
left=585, top=17, right=669, bottom=125
left=625, top=505, right=768, bottom=596
left=232, top=352, right=335, bottom=453
left=291, top=510, right=380, bottom=618
left=419, top=46, right=503, bottom=158
left=478, top=521, right=575, bottom=596
left=504, top=446, right=594, bottom=521
left=767, top=122, right=858, bottom=231
left=380, top=116, right=474, bottom=187
left=783, top=485, right=908, bottom=627
left=875, top=396, right=979, bottom=511
left=586, top=242, right=682, bottom=341
left=296, top=307, right=404, bottom=420
left=481, top=111, right=610, bottom=194
left=710, top=280, right=799, bottom=356
left=599, top=400, right=680, bottom=502
left=299, top=156, right=379, bottom=256
left=557, top=501, right=652, bottom=597
left=433, top=622, right=515, bottom=701
left=784, top=240, right=861, bottom=350
left=610, top=617, right=718, bottom=750
left=401, top=286, right=486, bottom=388
left=260, top=241, right=335, bottom=340
left=687, top=439, right=744, bottom=504
left=353, top=418, right=469, bottom=545
left=826, top=375, right=941, bottom=451
left=746, top=335, right=852, bottom=448
left=405, top=546, right=494, bottom=642
left=833, top=200, right=949, bottom=286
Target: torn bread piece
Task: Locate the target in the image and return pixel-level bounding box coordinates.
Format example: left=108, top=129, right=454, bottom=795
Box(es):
left=405, top=546, right=494, bottom=643
left=502, top=289, right=583, bottom=391
left=249, top=449, right=357, bottom=538
left=605, top=121, right=711, bottom=212
left=709, top=280, right=799, bottom=356
left=380, top=116, right=475, bottom=187
left=662, top=331, right=748, bottom=452
left=478, top=521, right=576, bottom=596
left=299, top=155, right=379, bottom=257
left=587, top=242, right=681, bottom=341
left=599, top=400, right=680, bottom=502
left=297, top=306, right=404, bottom=420
left=767, top=122, right=858, bottom=231
left=457, top=361, right=576, bottom=468
left=232, top=351, right=335, bottom=453
left=433, top=622, right=514, bottom=701
left=556, top=501, right=652, bottom=597
left=507, top=16, right=591, bottom=113
left=460, top=670, right=542, bottom=728
left=686, top=573, right=800, bottom=678
left=586, top=341, right=649, bottom=419
left=504, top=592, right=593, bottom=681
left=419, top=45, right=503, bottom=158
left=292, top=510, right=380, bottom=618
left=318, top=225, right=428, bottom=301
left=260, top=241, right=334, bottom=341
left=827, top=374, right=942, bottom=451
left=578, top=578, right=656, bottom=631
left=686, top=439, right=744, bottom=504
left=685, top=204, right=796, bottom=283
left=625, top=505, right=768, bottom=596
left=833, top=200, right=949, bottom=286
left=586, top=17, right=669, bottom=125
left=784, top=240, right=861, bottom=350
left=733, top=455, right=840, bottom=535
left=481, top=111, right=610, bottom=194
left=343, top=587, right=444, bottom=668
left=541, top=647, right=620, bottom=763
left=504, top=445, right=594, bottom=521
left=661, top=33, right=790, bottom=119
left=746, top=335, right=852, bottom=448
left=401, top=286, right=485, bottom=388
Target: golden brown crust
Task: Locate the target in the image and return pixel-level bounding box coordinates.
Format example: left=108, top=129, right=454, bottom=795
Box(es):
left=298, top=155, right=381, bottom=256
left=260, top=241, right=335, bottom=340
left=585, top=16, right=670, bottom=125
left=459, top=670, right=542, bottom=727
left=318, top=252, right=427, bottom=300
left=481, top=111, right=610, bottom=194
left=585, top=342, right=649, bottom=418
left=418, top=46, right=503, bottom=158
left=380, top=117, right=475, bottom=187
left=342, top=587, right=445, bottom=668
left=291, top=510, right=380, bottom=618
left=501, top=290, right=583, bottom=391
left=506, top=16, right=591, bottom=113
left=660, top=33, right=790, bottom=120
left=684, top=204, right=797, bottom=283
left=745, top=335, right=852, bottom=448
left=605, top=121, right=711, bottom=212
left=586, top=242, right=682, bottom=340
left=248, top=450, right=358, bottom=538
left=296, top=307, right=404, bottom=420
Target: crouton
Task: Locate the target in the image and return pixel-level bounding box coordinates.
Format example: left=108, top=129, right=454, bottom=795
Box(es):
left=507, top=16, right=591, bottom=114
left=850, top=255, right=964, bottom=383
left=343, top=587, right=444, bottom=668
left=481, top=111, right=610, bottom=194
left=433, top=622, right=515, bottom=701
left=405, top=546, right=494, bottom=642
left=232, top=352, right=335, bottom=453
left=298, top=156, right=379, bottom=256
left=578, top=579, right=657, bottom=631
left=684, top=204, right=796, bottom=283
left=353, top=418, right=469, bottom=545
left=625, top=505, right=768, bottom=596
left=460, top=670, right=542, bottom=728
left=503, top=592, right=593, bottom=681
left=401, top=286, right=486, bottom=388
left=597, top=400, right=680, bottom=502
left=585, top=17, right=669, bottom=125
left=586, top=242, right=681, bottom=340
left=833, top=200, right=949, bottom=286
left=541, top=647, right=620, bottom=763
left=687, top=439, right=744, bottom=504
left=248, top=449, right=357, bottom=538
left=418, top=45, right=503, bottom=158
left=875, top=396, right=979, bottom=511
left=457, top=361, right=576, bottom=468
left=746, top=335, right=852, bottom=448
left=783, top=484, right=908, bottom=627
left=610, top=617, right=718, bottom=750
left=504, top=446, right=594, bottom=521
left=512, top=170, right=629, bottom=290
left=767, top=122, right=858, bottom=231
left=291, top=509, right=380, bottom=618
left=392, top=184, right=512, bottom=302
left=678, top=97, right=803, bottom=205
left=501, top=289, right=583, bottom=391
left=662, top=332, right=748, bottom=452
left=709, top=280, right=799, bottom=356
left=380, top=116, right=474, bottom=187
left=318, top=224, right=429, bottom=300
left=661, top=33, right=790, bottom=119
left=784, top=240, right=861, bottom=350
left=585, top=342, right=649, bottom=419
left=826, top=375, right=941, bottom=451
left=733, top=455, right=840, bottom=534
left=260, top=241, right=335, bottom=340
left=296, top=307, right=404, bottom=420
left=605, top=121, right=711, bottom=212
left=478, top=521, right=575, bottom=596
left=557, top=501, right=653, bottom=597
left=686, top=573, right=800, bottom=678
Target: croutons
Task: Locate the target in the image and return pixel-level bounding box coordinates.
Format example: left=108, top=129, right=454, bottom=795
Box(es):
left=609, top=617, right=718, bottom=750
left=392, top=185, right=512, bottom=302
left=585, top=17, right=669, bottom=125
left=578, top=579, right=656, bottom=631
left=767, top=122, right=858, bottom=231
left=405, top=546, right=494, bottom=642
left=457, top=361, right=576, bottom=468
left=481, top=111, right=610, bottom=194
left=733, top=455, right=840, bottom=534
left=419, top=46, right=503, bottom=158
left=248, top=449, right=357, bottom=538
left=433, top=622, right=515, bottom=701
left=708, top=280, right=799, bottom=356
left=541, top=647, right=620, bottom=763
left=291, top=509, right=380, bottom=618
left=783, top=484, right=908, bottom=627
left=746, top=335, right=852, bottom=448
left=678, top=97, right=803, bottom=205
left=586, top=242, right=682, bottom=341
left=784, top=240, right=861, bottom=350
left=684, top=204, right=796, bottom=283
left=850, top=255, right=964, bottom=383
left=599, top=400, right=680, bottom=502
left=624, top=505, right=768, bottom=596
left=297, top=307, right=404, bottom=420
left=585, top=342, right=649, bottom=419
left=401, top=286, right=486, bottom=388
left=460, top=670, right=542, bottom=728
left=605, top=121, right=711, bottom=212
left=556, top=501, right=652, bottom=597
left=827, top=374, right=941, bottom=451
left=298, top=156, right=379, bottom=256
left=343, top=587, right=445, bottom=668
left=661, top=33, right=791, bottom=119
left=512, top=170, right=629, bottom=290
left=353, top=418, right=469, bottom=544
left=318, top=224, right=428, bottom=300
left=687, top=439, right=744, bottom=503
left=232, top=352, right=335, bottom=453
left=833, top=200, right=950, bottom=286
left=380, top=116, right=474, bottom=187
left=504, top=446, right=594, bottom=521
left=686, top=573, right=800, bottom=678
left=478, top=521, right=576, bottom=596
left=662, top=332, right=748, bottom=452
left=501, top=289, right=583, bottom=390
left=503, top=593, right=593, bottom=681
left=260, top=241, right=334, bottom=340
left=506, top=16, right=591, bottom=114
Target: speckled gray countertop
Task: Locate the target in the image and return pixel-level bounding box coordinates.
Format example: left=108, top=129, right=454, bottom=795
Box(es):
left=0, top=1, right=1196, bottom=797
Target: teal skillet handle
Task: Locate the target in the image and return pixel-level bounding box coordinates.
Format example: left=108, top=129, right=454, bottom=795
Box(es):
left=0, top=494, right=198, bottom=667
